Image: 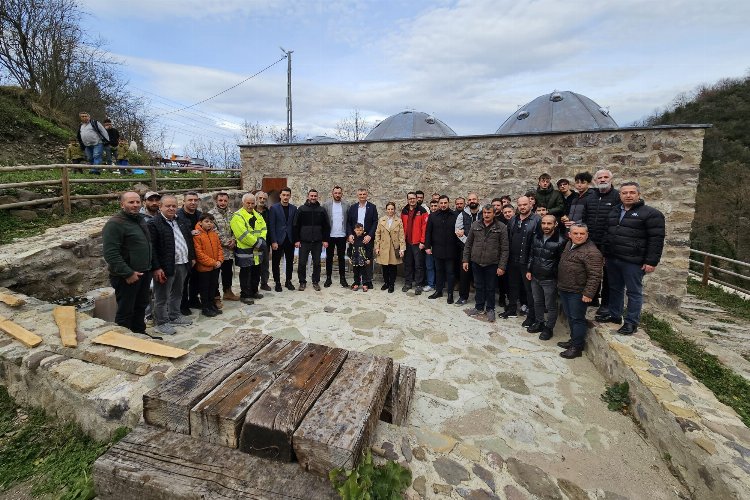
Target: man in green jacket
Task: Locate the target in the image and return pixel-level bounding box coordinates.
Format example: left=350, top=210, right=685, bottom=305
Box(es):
left=535, top=173, right=564, bottom=218
left=230, top=193, right=267, bottom=304
left=102, top=191, right=153, bottom=334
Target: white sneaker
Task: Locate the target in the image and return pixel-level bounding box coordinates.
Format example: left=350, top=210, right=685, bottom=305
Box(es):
left=422, top=285, right=434, bottom=292
left=155, top=323, right=176, bottom=335
left=170, top=315, right=193, bottom=326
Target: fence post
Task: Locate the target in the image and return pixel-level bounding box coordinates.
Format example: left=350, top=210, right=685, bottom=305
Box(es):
left=201, top=169, right=207, bottom=192
left=702, top=255, right=711, bottom=286
left=150, top=165, right=157, bottom=190
left=61, top=165, right=71, bottom=216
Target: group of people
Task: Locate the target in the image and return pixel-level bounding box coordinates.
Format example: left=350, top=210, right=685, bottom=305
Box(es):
left=102, top=168, right=665, bottom=358
left=72, top=111, right=134, bottom=173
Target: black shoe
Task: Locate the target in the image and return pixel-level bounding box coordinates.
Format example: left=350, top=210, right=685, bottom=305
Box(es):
left=249, top=293, right=264, bottom=300
left=285, top=281, right=296, bottom=290
left=557, top=339, right=572, bottom=349
left=560, top=346, right=583, bottom=359
left=414, top=287, right=422, bottom=296
left=180, top=307, right=192, bottom=316
left=402, top=284, right=412, bottom=292
left=211, top=305, right=223, bottom=315
left=527, top=321, right=544, bottom=334
left=596, top=315, right=622, bottom=325
left=388, top=286, right=394, bottom=293
left=324, top=277, right=333, bottom=288
left=455, top=298, right=467, bottom=305
left=312, top=283, right=321, bottom=291
left=594, top=307, right=609, bottom=317
left=189, top=299, right=202, bottom=309
left=500, top=309, right=517, bottom=319
left=240, top=297, right=255, bottom=305
left=446, top=293, right=454, bottom=304
left=381, top=283, right=389, bottom=290
left=539, top=327, right=553, bottom=341
left=521, top=316, right=535, bottom=328
left=617, top=323, right=638, bottom=335
left=428, top=292, right=443, bottom=299
left=340, top=279, right=349, bottom=288
left=260, top=284, right=272, bottom=291
left=202, top=308, right=218, bottom=317
left=299, top=283, right=307, bottom=291
left=275, top=283, right=283, bottom=292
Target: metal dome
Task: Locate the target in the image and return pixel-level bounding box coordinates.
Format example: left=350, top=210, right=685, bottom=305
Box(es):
left=495, top=91, right=618, bottom=134
left=365, top=110, right=457, bottom=140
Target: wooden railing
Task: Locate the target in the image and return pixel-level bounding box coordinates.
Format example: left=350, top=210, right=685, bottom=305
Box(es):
left=689, top=249, right=750, bottom=295
left=0, top=164, right=242, bottom=215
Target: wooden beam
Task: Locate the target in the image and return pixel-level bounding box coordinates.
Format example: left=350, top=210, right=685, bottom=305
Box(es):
left=190, top=338, right=307, bottom=448
left=0, top=314, right=42, bottom=348
left=380, top=363, right=417, bottom=426
left=0, top=292, right=26, bottom=307
left=93, top=425, right=336, bottom=500
left=52, top=306, right=78, bottom=347
left=92, top=331, right=189, bottom=359
left=143, top=330, right=271, bottom=434
left=294, top=352, right=392, bottom=475
left=239, top=343, right=347, bottom=461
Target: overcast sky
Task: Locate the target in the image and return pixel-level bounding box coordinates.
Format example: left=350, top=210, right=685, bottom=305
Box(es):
left=81, top=0, right=749, bottom=153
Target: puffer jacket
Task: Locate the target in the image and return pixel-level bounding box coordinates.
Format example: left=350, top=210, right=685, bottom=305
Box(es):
left=584, top=187, right=619, bottom=245
left=462, top=219, right=509, bottom=269
left=292, top=201, right=330, bottom=243
left=568, top=188, right=595, bottom=224
left=557, top=239, right=603, bottom=298
left=603, top=200, right=665, bottom=266
left=401, top=204, right=428, bottom=245
left=193, top=222, right=224, bottom=272
left=508, top=213, right=541, bottom=264
left=535, top=185, right=564, bottom=217
left=527, top=230, right=566, bottom=280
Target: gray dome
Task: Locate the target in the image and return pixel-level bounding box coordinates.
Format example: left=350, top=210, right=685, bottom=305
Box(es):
left=365, top=110, right=457, bottom=140
left=496, top=91, right=618, bottom=134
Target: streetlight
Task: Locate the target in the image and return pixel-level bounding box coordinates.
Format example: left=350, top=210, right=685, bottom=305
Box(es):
left=280, top=47, right=293, bottom=143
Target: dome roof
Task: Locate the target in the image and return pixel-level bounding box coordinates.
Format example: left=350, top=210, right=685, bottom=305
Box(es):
left=496, top=91, right=618, bottom=134
left=365, top=110, right=457, bottom=140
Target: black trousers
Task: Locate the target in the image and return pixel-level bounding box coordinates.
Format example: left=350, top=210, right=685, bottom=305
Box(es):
left=272, top=239, right=295, bottom=284
left=403, top=244, right=424, bottom=287
left=239, top=264, right=261, bottom=297
left=458, top=253, right=473, bottom=300
left=433, top=257, right=455, bottom=295
left=382, top=264, right=398, bottom=286
left=110, top=271, right=152, bottom=334
left=326, top=237, right=347, bottom=280
left=197, top=269, right=219, bottom=308
left=260, top=247, right=270, bottom=287
left=298, top=240, right=323, bottom=284
left=507, top=261, right=532, bottom=312
left=181, top=266, right=200, bottom=308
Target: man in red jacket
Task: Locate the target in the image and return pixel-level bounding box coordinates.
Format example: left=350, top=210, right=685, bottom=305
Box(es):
left=400, top=191, right=428, bottom=295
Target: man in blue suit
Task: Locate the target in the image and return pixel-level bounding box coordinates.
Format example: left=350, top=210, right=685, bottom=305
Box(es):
left=347, top=188, right=378, bottom=289
left=268, top=187, right=297, bottom=292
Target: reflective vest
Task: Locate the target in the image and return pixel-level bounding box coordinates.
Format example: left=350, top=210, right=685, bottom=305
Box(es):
left=230, top=208, right=267, bottom=265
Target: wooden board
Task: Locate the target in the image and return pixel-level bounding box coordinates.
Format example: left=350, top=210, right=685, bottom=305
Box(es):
left=143, top=330, right=271, bottom=434
left=92, top=331, right=189, bottom=359
left=190, top=338, right=307, bottom=448
left=380, top=363, right=417, bottom=426
left=93, top=424, right=336, bottom=500
left=0, top=314, right=42, bottom=348
left=0, top=292, right=26, bottom=307
left=294, top=351, right=392, bottom=475
left=239, top=343, right=347, bottom=461
left=52, top=306, right=78, bottom=347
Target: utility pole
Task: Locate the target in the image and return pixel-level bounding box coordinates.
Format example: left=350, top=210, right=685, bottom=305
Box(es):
left=280, top=47, right=293, bottom=143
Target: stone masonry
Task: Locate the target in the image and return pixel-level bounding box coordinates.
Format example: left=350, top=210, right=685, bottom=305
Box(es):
left=240, top=126, right=706, bottom=310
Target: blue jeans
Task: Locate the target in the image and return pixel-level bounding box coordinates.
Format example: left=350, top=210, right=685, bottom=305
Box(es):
left=85, top=143, right=104, bottom=173
left=425, top=253, right=435, bottom=287
left=559, top=291, right=588, bottom=349
left=606, top=258, right=645, bottom=325
left=472, top=263, right=498, bottom=311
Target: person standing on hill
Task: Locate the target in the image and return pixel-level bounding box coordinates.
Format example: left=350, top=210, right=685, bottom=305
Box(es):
left=102, top=119, right=120, bottom=165
left=76, top=111, right=109, bottom=174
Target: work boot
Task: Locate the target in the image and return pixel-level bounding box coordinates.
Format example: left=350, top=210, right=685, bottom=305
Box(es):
left=214, top=296, right=223, bottom=309
left=557, top=339, right=572, bottom=349
left=560, top=346, right=583, bottom=359
left=526, top=321, right=544, bottom=334
left=223, top=288, right=240, bottom=301
left=539, top=326, right=553, bottom=341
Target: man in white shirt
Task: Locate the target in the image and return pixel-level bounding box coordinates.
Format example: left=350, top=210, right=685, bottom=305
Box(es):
left=323, top=186, right=350, bottom=287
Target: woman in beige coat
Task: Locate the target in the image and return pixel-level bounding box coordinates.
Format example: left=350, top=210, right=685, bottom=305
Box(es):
left=375, top=202, right=406, bottom=293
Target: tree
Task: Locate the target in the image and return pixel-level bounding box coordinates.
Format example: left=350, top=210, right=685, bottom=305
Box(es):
left=334, top=109, right=373, bottom=141
left=267, top=125, right=298, bottom=144
left=240, top=119, right=266, bottom=144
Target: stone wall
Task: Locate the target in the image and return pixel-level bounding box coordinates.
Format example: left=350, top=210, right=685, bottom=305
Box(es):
left=0, top=191, right=245, bottom=300
left=240, top=126, right=706, bottom=309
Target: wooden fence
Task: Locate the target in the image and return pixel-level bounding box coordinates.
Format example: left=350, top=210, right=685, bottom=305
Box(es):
left=689, top=249, right=750, bottom=295
left=0, top=164, right=242, bottom=215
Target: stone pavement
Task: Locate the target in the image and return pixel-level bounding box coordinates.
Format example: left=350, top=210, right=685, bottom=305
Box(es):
left=1, top=282, right=693, bottom=499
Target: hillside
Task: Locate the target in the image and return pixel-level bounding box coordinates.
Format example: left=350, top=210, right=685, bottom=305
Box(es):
left=0, top=86, right=72, bottom=166
left=643, top=75, right=750, bottom=262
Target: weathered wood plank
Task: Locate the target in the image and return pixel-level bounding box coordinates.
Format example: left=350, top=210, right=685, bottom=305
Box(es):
left=93, top=424, right=336, bottom=500
left=0, top=314, right=42, bottom=348
left=294, top=351, right=392, bottom=475
left=92, top=331, right=189, bottom=358
left=52, top=306, right=78, bottom=347
left=0, top=292, right=26, bottom=307
left=380, top=363, right=417, bottom=426
left=190, top=338, right=307, bottom=448
left=239, top=343, right=347, bottom=461
left=143, top=330, right=272, bottom=434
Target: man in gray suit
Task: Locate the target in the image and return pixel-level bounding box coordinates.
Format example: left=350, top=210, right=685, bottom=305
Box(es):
left=323, top=185, right=350, bottom=287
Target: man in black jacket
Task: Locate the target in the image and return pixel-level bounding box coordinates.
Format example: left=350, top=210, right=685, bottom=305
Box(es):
left=503, top=196, right=540, bottom=320
left=425, top=195, right=458, bottom=303
left=178, top=192, right=202, bottom=314
left=148, top=195, right=196, bottom=336
left=293, top=189, right=330, bottom=291
left=600, top=182, right=665, bottom=335
left=346, top=188, right=378, bottom=289
left=525, top=215, right=565, bottom=340
left=583, top=169, right=619, bottom=314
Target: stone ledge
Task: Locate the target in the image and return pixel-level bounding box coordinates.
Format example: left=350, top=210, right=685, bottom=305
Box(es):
left=586, top=320, right=750, bottom=499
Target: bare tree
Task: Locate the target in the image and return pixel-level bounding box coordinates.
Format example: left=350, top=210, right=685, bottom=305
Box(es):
left=240, top=119, right=266, bottom=144
left=334, top=108, right=373, bottom=141
left=267, top=125, right=297, bottom=144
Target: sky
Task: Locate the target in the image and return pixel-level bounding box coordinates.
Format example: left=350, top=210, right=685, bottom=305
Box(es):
left=80, top=0, right=749, bottom=154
